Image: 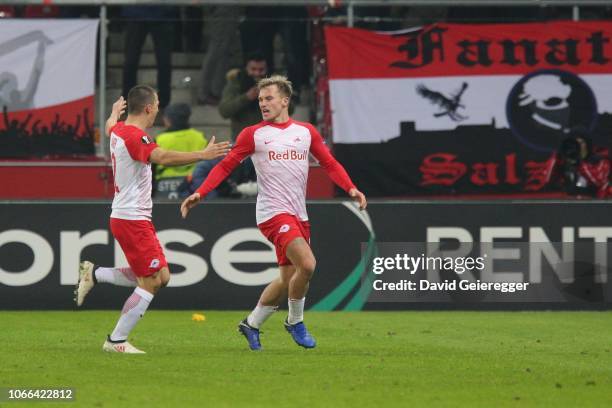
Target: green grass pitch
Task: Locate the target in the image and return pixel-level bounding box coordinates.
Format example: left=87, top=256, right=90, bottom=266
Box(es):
left=1, top=311, right=612, bottom=407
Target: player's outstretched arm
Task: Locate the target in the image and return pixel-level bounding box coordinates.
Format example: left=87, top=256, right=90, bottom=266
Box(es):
left=181, top=193, right=201, bottom=219
left=349, top=188, right=367, bottom=210
left=150, top=136, right=230, bottom=166
left=201, top=136, right=231, bottom=160
left=180, top=126, right=255, bottom=218
left=105, top=96, right=126, bottom=136
left=308, top=124, right=366, bottom=210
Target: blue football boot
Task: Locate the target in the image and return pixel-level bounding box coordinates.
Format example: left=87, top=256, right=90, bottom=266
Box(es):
left=284, top=319, right=316, bottom=349
left=238, top=319, right=262, bottom=351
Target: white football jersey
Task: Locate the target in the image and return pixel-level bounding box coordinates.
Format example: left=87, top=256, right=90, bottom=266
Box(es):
left=250, top=121, right=312, bottom=223
left=109, top=122, right=158, bottom=220
left=196, top=119, right=356, bottom=225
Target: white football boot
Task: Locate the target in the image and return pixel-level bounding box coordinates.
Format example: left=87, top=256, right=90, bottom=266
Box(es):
left=75, top=261, right=95, bottom=307
left=102, top=339, right=146, bottom=354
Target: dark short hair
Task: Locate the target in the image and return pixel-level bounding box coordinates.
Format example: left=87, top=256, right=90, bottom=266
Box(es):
left=127, top=85, right=157, bottom=114
left=163, top=103, right=191, bottom=129
left=245, top=51, right=266, bottom=64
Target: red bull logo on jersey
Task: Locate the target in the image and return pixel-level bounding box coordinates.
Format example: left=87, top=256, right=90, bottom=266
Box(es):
left=268, top=149, right=308, bottom=161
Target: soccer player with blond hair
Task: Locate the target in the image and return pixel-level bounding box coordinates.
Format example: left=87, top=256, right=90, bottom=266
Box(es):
left=181, top=76, right=366, bottom=350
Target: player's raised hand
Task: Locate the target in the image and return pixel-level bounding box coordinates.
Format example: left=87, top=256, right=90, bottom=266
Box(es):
left=111, top=96, right=127, bottom=118
left=201, top=136, right=231, bottom=160
left=349, top=188, right=367, bottom=210
left=181, top=192, right=201, bottom=219
left=105, top=96, right=127, bottom=136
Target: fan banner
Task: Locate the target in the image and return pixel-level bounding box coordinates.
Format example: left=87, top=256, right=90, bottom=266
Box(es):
left=325, top=22, right=612, bottom=195
left=0, top=19, right=99, bottom=158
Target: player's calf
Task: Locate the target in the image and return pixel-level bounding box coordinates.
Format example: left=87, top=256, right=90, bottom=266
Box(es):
left=108, top=286, right=154, bottom=348
left=286, top=240, right=317, bottom=295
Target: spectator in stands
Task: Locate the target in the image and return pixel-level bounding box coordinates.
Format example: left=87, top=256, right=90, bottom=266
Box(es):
left=239, top=6, right=309, bottom=100
left=197, top=6, right=243, bottom=106
left=154, top=103, right=207, bottom=197
left=177, top=157, right=237, bottom=200
left=217, top=52, right=271, bottom=186
left=121, top=6, right=177, bottom=111
left=218, top=51, right=268, bottom=141
left=181, top=6, right=204, bottom=52
left=553, top=130, right=612, bottom=198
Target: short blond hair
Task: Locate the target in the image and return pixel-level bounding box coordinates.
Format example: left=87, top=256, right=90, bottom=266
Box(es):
left=257, top=75, right=293, bottom=98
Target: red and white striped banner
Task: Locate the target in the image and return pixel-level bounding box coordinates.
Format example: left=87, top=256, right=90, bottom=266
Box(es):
left=326, top=22, right=612, bottom=146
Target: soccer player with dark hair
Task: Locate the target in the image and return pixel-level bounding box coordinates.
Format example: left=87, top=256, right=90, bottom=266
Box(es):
left=181, top=75, right=367, bottom=350
left=75, top=85, right=229, bottom=354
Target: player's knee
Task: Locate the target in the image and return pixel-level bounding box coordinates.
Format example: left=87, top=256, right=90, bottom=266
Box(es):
left=141, top=281, right=160, bottom=295
left=147, top=274, right=164, bottom=294
left=299, top=257, right=316, bottom=279
left=278, top=277, right=290, bottom=290
left=151, top=280, right=162, bottom=294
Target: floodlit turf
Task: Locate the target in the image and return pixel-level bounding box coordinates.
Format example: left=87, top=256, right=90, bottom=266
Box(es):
left=1, top=311, right=612, bottom=407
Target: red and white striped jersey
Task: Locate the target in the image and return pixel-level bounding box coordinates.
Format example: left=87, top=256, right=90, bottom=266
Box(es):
left=109, top=122, right=158, bottom=220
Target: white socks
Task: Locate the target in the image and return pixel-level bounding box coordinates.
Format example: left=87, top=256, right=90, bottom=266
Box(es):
left=287, top=297, right=305, bottom=325
left=95, top=267, right=137, bottom=287
left=109, top=287, right=153, bottom=342
left=246, top=298, right=306, bottom=328
left=247, top=304, right=278, bottom=329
